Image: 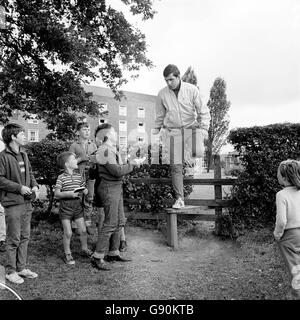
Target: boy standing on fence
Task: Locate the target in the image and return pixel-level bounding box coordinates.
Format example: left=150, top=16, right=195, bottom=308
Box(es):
left=91, top=123, right=141, bottom=271
left=69, top=122, right=97, bottom=235
left=55, top=151, right=92, bottom=265
left=0, top=123, right=39, bottom=284
left=274, top=159, right=300, bottom=299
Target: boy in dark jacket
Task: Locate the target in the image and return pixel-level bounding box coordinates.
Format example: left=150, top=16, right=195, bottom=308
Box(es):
left=91, top=123, right=141, bottom=271
left=0, top=123, right=39, bottom=284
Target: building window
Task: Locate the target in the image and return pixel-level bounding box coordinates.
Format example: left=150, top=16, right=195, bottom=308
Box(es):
left=99, top=118, right=107, bottom=125
left=119, top=120, right=127, bottom=132
left=28, top=130, right=39, bottom=142
left=138, top=122, right=145, bottom=133
left=137, top=136, right=144, bottom=143
left=137, top=107, right=145, bottom=118
left=27, top=114, right=39, bottom=124
left=99, top=103, right=108, bottom=114
left=119, top=105, right=127, bottom=116
left=119, top=136, right=127, bottom=148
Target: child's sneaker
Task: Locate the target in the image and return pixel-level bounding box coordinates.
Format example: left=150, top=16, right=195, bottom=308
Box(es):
left=119, top=240, right=127, bottom=252
left=5, top=272, right=24, bottom=284
left=17, top=269, right=38, bottom=279
left=80, top=249, right=93, bottom=258
left=64, top=253, right=75, bottom=265
left=292, top=272, right=300, bottom=290
left=172, top=198, right=185, bottom=209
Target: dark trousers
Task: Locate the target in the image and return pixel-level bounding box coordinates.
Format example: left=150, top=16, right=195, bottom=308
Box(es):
left=94, top=181, right=125, bottom=259
left=5, top=202, right=33, bottom=274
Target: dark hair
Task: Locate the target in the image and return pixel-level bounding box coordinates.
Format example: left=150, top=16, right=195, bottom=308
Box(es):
left=57, top=151, right=75, bottom=170
left=278, top=160, right=300, bottom=190
left=1, top=123, right=25, bottom=146
left=163, top=64, right=180, bottom=78
left=94, top=123, right=113, bottom=143
left=76, top=122, right=89, bottom=132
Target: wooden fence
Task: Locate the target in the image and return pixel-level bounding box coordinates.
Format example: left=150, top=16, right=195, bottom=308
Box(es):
left=123, top=154, right=237, bottom=248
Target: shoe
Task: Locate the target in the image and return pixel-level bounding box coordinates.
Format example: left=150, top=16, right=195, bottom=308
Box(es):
left=86, top=226, right=94, bottom=235
left=119, top=240, right=127, bottom=252
left=105, top=255, right=132, bottom=263
left=80, top=249, right=93, bottom=258
left=64, top=253, right=75, bottom=265
left=17, top=269, right=38, bottom=279
left=292, top=273, right=300, bottom=290
left=172, top=198, right=185, bottom=209
left=91, top=257, right=111, bottom=271
left=5, top=272, right=24, bottom=284
left=0, top=240, right=5, bottom=252
left=72, top=228, right=80, bottom=236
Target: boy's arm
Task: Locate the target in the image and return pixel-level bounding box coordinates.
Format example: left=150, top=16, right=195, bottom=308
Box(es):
left=155, top=93, right=166, bottom=130
left=28, top=158, right=39, bottom=189
left=0, top=157, right=22, bottom=194
left=104, top=163, right=134, bottom=178
left=54, top=187, right=79, bottom=199
left=194, top=87, right=210, bottom=132
left=273, top=192, right=287, bottom=240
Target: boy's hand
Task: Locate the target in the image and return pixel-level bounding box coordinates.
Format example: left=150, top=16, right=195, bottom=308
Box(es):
left=21, top=186, right=32, bottom=195
left=71, top=191, right=80, bottom=198
left=130, top=157, right=146, bottom=167
left=32, top=186, right=39, bottom=199
left=83, top=188, right=89, bottom=195
left=89, top=154, right=97, bottom=163
left=152, top=128, right=160, bottom=135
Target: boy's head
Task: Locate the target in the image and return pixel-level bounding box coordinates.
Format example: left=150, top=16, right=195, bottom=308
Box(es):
left=75, top=122, right=90, bottom=140
left=57, top=151, right=77, bottom=170
left=1, top=123, right=26, bottom=147
left=163, top=64, right=181, bottom=90
left=94, top=123, right=117, bottom=146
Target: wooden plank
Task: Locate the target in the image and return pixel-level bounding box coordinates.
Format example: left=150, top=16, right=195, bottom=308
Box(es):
left=166, top=205, right=210, bottom=214
left=126, top=212, right=166, bottom=220
left=167, top=213, right=178, bottom=249
left=128, top=177, right=236, bottom=185
left=177, top=214, right=216, bottom=221
left=124, top=198, right=233, bottom=207
left=214, top=155, right=223, bottom=234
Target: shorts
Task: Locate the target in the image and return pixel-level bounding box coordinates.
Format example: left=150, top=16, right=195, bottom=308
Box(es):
left=59, top=198, right=84, bottom=221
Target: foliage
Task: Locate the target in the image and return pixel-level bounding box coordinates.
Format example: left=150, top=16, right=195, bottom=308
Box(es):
left=223, top=123, right=300, bottom=236
left=123, top=144, right=193, bottom=213
left=26, top=138, right=72, bottom=213
left=0, top=0, right=155, bottom=135
left=182, top=66, right=198, bottom=86
left=206, top=77, right=230, bottom=171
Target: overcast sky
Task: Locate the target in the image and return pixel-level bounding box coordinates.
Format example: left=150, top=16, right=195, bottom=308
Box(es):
left=92, top=0, right=300, bottom=151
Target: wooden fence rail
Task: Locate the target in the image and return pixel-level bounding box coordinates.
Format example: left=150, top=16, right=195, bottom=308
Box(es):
left=123, top=154, right=237, bottom=248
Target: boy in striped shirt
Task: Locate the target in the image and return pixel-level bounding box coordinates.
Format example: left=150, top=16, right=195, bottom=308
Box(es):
left=54, top=151, right=92, bottom=265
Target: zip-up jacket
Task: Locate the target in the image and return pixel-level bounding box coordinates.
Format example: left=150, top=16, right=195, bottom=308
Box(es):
left=0, top=147, right=38, bottom=207
left=155, top=81, right=210, bottom=131
left=95, top=143, right=133, bottom=183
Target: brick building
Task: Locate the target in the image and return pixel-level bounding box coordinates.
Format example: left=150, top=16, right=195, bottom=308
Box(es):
left=0, top=85, right=157, bottom=150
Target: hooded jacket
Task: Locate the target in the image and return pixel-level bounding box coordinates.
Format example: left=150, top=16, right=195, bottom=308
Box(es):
left=155, top=81, right=210, bottom=131
left=0, top=147, right=38, bottom=207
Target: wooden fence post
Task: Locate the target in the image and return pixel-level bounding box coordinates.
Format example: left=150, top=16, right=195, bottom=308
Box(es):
left=214, top=154, right=222, bottom=235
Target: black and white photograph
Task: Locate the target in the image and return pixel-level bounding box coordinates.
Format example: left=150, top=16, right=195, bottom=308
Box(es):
left=0, top=0, right=300, bottom=306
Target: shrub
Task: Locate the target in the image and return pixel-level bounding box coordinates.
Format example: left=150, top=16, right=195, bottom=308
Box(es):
left=26, top=138, right=72, bottom=214
left=123, top=144, right=193, bottom=213
left=224, top=123, right=300, bottom=236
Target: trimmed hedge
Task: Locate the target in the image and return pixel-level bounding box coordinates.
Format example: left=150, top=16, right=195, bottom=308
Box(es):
left=223, top=123, right=300, bottom=236
left=123, top=144, right=193, bottom=213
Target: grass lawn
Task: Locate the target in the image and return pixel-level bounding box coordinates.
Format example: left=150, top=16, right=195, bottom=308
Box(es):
left=0, top=213, right=292, bottom=300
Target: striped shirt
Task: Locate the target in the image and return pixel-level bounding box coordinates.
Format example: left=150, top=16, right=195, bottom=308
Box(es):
left=55, top=171, right=85, bottom=192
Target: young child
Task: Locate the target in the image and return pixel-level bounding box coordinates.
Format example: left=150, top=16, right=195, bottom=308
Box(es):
left=0, top=123, right=39, bottom=284
left=69, top=122, right=97, bottom=235
left=55, top=151, right=93, bottom=265
left=274, top=159, right=300, bottom=299
left=91, top=123, right=141, bottom=271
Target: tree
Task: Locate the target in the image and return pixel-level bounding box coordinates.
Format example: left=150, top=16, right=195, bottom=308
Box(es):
left=206, top=77, right=230, bottom=172
left=0, top=0, right=155, bottom=136
left=182, top=66, right=198, bottom=86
